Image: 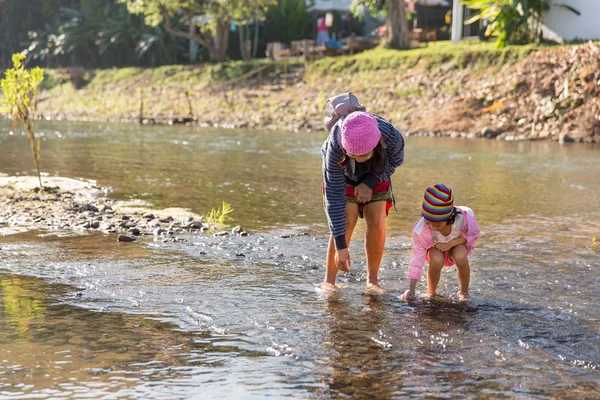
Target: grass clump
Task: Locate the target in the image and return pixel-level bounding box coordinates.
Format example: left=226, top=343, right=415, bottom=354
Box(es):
left=204, top=201, right=234, bottom=227
left=87, top=67, right=144, bottom=87
left=38, top=69, right=69, bottom=90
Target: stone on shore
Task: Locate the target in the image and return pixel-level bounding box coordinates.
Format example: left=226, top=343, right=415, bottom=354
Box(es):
left=117, top=234, right=136, bottom=242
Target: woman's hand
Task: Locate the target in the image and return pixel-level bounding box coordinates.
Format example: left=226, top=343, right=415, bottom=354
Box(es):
left=335, top=248, right=351, bottom=272
left=354, top=183, right=372, bottom=203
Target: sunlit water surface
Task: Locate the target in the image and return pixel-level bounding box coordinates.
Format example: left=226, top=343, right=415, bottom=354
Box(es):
left=1, top=121, right=599, bottom=398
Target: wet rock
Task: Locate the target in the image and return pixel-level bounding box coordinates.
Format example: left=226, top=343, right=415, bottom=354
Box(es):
left=482, top=127, right=500, bottom=138
left=232, top=226, right=244, bottom=234
left=121, top=215, right=131, bottom=221
left=101, top=205, right=113, bottom=212
left=159, top=217, right=173, bottom=223
left=100, top=222, right=114, bottom=231
left=235, top=253, right=246, bottom=257
left=117, top=234, right=136, bottom=242
left=240, top=232, right=249, bottom=237
left=147, top=219, right=160, bottom=228
left=84, top=204, right=99, bottom=212
left=559, top=133, right=575, bottom=143
left=189, top=222, right=203, bottom=230
left=90, top=221, right=100, bottom=229
left=143, top=213, right=155, bottom=220
left=214, top=231, right=229, bottom=237
left=153, top=227, right=166, bottom=236
left=129, top=227, right=141, bottom=236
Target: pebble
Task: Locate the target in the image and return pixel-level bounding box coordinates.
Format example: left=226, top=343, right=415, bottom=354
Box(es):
left=117, top=234, right=136, bottom=242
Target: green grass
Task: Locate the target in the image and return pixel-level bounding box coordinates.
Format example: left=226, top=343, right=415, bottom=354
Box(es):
left=38, top=69, right=69, bottom=91
left=306, top=40, right=542, bottom=76
left=86, top=67, right=144, bottom=87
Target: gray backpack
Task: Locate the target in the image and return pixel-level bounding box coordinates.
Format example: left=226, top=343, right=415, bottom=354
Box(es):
left=323, top=92, right=366, bottom=132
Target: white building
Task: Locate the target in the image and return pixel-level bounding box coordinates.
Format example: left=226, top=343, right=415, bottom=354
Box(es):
left=453, top=0, right=600, bottom=43
left=309, top=0, right=352, bottom=11
left=542, top=0, right=600, bottom=42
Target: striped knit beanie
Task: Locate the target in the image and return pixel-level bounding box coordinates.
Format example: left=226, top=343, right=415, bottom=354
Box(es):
left=422, top=184, right=454, bottom=222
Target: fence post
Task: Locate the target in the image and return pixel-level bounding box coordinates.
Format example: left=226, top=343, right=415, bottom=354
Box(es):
left=303, top=39, right=310, bottom=61
left=138, top=87, right=144, bottom=124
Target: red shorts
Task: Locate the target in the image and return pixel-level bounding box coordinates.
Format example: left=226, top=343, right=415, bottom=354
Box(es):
left=426, top=250, right=455, bottom=267
left=345, top=181, right=393, bottom=218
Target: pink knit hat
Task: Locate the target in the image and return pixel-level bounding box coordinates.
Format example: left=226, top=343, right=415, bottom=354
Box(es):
left=341, top=112, right=381, bottom=155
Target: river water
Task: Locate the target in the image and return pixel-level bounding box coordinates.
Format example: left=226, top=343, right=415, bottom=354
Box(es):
left=0, top=121, right=599, bottom=398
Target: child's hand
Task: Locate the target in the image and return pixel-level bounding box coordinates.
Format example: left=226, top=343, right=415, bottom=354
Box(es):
left=354, top=183, right=372, bottom=203
left=434, top=242, right=451, bottom=252
left=400, top=289, right=415, bottom=301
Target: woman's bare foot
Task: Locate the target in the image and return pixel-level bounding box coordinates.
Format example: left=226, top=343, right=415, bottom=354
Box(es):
left=365, top=282, right=386, bottom=295
left=422, top=291, right=437, bottom=300
left=458, top=292, right=470, bottom=302
left=320, top=282, right=337, bottom=292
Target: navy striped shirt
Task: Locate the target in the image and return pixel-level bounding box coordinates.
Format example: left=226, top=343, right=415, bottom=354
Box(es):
left=321, top=115, right=405, bottom=249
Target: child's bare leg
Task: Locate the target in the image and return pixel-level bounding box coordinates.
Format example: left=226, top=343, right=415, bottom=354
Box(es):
left=426, top=248, right=445, bottom=297
left=323, top=203, right=359, bottom=290
left=363, top=201, right=387, bottom=292
left=450, top=245, right=470, bottom=300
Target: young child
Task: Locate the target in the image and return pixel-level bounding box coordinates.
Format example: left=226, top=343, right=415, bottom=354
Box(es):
left=401, top=184, right=480, bottom=302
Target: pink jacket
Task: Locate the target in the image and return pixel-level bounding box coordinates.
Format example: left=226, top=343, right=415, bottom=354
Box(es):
left=407, top=206, right=480, bottom=280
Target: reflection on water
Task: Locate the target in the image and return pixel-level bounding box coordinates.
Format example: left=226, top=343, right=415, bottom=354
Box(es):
left=1, top=121, right=599, bottom=232
left=1, top=121, right=600, bottom=398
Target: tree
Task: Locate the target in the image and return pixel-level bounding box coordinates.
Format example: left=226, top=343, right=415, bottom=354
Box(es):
left=1, top=54, right=45, bottom=189
left=263, top=0, right=313, bottom=46
left=386, top=0, right=409, bottom=49
left=118, top=0, right=275, bottom=62
left=353, top=0, right=409, bottom=49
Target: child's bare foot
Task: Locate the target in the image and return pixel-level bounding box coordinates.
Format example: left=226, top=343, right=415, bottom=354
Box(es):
left=458, top=292, right=470, bottom=302
left=320, top=282, right=337, bottom=293
left=365, top=282, right=385, bottom=295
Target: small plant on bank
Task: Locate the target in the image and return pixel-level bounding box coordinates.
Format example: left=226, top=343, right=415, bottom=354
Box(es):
left=204, top=201, right=234, bottom=227
left=1, top=54, right=45, bottom=189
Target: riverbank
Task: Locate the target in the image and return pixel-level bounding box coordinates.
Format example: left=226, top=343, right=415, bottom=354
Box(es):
left=35, top=41, right=600, bottom=142
left=0, top=177, right=245, bottom=241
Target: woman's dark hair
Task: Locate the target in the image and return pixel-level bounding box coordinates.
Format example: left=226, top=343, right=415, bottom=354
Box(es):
left=446, top=207, right=462, bottom=225
left=337, top=142, right=384, bottom=174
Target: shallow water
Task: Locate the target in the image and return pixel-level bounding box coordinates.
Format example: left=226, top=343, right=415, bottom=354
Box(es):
left=1, top=121, right=599, bottom=398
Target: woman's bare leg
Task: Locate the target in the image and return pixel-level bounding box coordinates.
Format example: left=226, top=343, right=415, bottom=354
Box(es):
left=323, top=203, right=359, bottom=290
left=362, top=201, right=387, bottom=292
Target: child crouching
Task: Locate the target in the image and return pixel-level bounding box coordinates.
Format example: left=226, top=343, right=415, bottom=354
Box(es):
left=401, top=184, right=480, bottom=302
